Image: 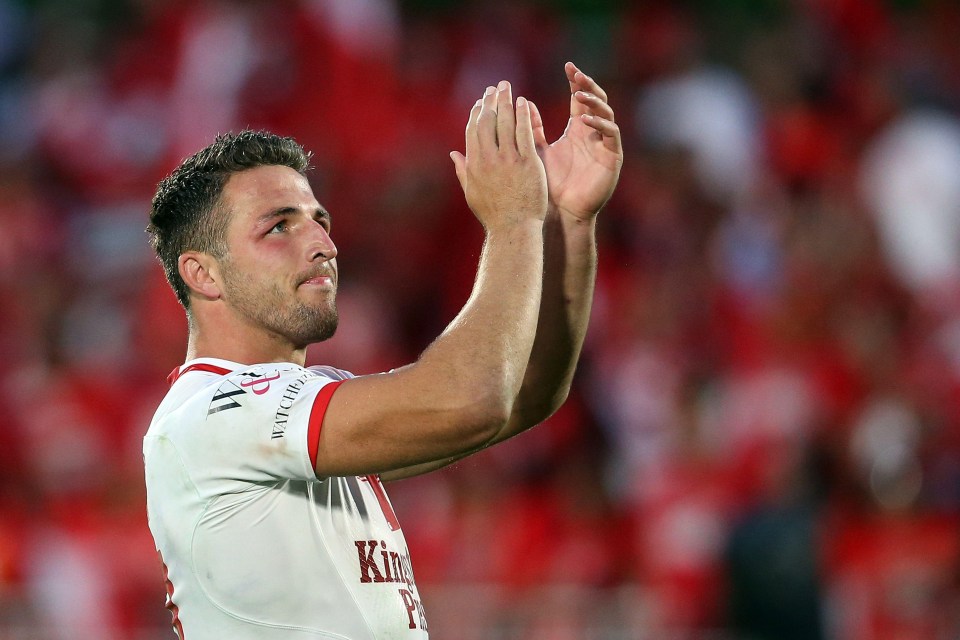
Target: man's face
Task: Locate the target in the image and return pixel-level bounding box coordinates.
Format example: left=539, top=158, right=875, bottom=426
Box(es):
left=216, top=164, right=339, bottom=348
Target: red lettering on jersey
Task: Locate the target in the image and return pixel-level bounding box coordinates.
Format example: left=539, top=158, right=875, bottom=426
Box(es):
left=355, top=540, right=386, bottom=583
left=398, top=589, right=418, bottom=629
left=381, top=547, right=393, bottom=582
left=361, top=475, right=401, bottom=531
left=398, top=588, right=428, bottom=631
left=390, top=551, right=404, bottom=584
left=240, top=370, right=281, bottom=395
left=159, top=552, right=186, bottom=639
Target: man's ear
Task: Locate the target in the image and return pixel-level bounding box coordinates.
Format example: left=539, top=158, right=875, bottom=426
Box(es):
left=178, top=252, right=223, bottom=301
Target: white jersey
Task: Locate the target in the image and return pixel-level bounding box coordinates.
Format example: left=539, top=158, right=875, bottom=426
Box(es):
left=143, top=358, right=428, bottom=640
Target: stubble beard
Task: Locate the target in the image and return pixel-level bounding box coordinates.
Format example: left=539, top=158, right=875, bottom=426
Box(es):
left=220, top=263, right=339, bottom=348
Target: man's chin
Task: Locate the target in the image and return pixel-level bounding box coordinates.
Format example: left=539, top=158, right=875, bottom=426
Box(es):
left=313, top=321, right=338, bottom=344
left=282, top=302, right=338, bottom=347
left=305, top=313, right=338, bottom=344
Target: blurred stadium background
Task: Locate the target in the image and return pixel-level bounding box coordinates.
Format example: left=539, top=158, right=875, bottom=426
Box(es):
left=1, top=0, right=960, bottom=638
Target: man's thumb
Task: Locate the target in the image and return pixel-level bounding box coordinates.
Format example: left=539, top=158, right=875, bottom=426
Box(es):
left=450, top=151, right=467, bottom=191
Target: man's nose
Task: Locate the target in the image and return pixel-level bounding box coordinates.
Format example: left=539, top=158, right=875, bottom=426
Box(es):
left=307, top=224, right=337, bottom=262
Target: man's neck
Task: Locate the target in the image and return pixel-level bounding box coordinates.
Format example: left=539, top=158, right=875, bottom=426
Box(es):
left=185, top=338, right=308, bottom=367
left=185, top=314, right=307, bottom=366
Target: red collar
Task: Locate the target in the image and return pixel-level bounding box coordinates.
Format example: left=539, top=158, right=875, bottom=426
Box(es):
left=167, top=363, right=234, bottom=386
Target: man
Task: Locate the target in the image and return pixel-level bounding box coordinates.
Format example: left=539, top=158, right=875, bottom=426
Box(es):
left=143, top=62, right=621, bottom=639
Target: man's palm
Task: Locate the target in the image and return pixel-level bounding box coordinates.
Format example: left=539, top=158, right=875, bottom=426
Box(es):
left=531, top=62, right=623, bottom=220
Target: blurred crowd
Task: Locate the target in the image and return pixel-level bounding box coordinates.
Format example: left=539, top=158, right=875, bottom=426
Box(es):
left=1, top=0, right=960, bottom=638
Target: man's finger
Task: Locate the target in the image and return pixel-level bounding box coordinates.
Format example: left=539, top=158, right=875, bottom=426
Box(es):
left=464, top=98, right=482, bottom=159
left=574, top=91, right=615, bottom=122
left=580, top=115, right=623, bottom=155
left=477, top=85, right=499, bottom=153
left=495, top=80, right=516, bottom=152
left=565, top=62, right=587, bottom=118
left=515, top=97, right=536, bottom=158
left=449, top=151, right=467, bottom=191
left=571, top=63, right=607, bottom=102
left=565, top=61, right=579, bottom=94
left=568, top=62, right=608, bottom=103
left=528, top=100, right=549, bottom=151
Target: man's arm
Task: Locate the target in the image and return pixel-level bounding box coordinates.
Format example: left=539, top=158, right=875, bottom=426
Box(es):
left=495, top=62, right=622, bottom=435
left=381, top=62, right=622, bottom=482
left=379, top=212, right=595, bottom=482
left=313, top=81, right=550, bottom=478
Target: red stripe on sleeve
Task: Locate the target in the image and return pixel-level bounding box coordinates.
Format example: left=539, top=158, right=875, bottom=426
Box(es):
left=307, top=380, right=345, bottom=471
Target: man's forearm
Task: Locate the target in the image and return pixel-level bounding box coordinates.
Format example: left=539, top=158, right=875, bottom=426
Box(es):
left=381, top=211, right=593, bottom=482
left=419, top=219, right=546, bottom=418
left=330, top=219, right=546, bottom=480
left=493, top=208, right=597, bottom=441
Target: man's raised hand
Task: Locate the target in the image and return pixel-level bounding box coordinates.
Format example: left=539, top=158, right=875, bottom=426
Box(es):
left=528, top=62, right=623, bottom=221
left=450, top=80, right=548, bottom=230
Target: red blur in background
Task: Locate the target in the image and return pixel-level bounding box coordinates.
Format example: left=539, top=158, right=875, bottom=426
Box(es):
left=1, top=0, right=959, bottom=638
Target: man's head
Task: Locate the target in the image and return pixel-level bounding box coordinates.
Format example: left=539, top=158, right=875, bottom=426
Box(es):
left=148, top=131, right=339, bottom=348
left=148, top=130, right=311, bottom=308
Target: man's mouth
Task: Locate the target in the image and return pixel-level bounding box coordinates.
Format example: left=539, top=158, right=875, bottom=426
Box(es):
left=299, top=273, right=335, bottom=287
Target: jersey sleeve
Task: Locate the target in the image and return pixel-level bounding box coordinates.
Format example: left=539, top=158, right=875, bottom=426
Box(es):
left=171, top=364, right=351, bottom=493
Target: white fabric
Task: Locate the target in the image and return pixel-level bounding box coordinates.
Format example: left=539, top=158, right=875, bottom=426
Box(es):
left=144, top=358, right=428, bottom=639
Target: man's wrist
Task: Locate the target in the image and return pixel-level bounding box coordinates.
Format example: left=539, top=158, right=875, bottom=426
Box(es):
left=544, top=206, right=597, bottom=258
left=484, top=216, right=546, bottom=239
left=552, top=204, right=599, bottom=230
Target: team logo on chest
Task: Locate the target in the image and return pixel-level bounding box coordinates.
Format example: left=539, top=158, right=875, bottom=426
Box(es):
left=206, top=368, right=284, bottom=416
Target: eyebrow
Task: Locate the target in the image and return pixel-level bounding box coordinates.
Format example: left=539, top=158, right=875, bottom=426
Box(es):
left=256, top=206, right=331, bottom=225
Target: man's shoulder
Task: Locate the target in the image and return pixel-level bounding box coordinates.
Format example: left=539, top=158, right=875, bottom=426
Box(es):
left=305, top=364, right=354, bottom=382
left=149, top=360, right=354, bottom=435
left=165, top=359, right=352, bottom=392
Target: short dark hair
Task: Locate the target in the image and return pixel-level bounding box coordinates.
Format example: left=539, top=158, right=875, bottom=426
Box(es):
left=147, top=130, right=312, bottom=308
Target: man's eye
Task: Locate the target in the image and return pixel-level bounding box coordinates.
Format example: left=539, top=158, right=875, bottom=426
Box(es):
left=269, top=220, right=287, bottom=233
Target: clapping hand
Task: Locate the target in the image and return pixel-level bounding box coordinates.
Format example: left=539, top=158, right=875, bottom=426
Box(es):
left=529, top=62, right=623, bottom=221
